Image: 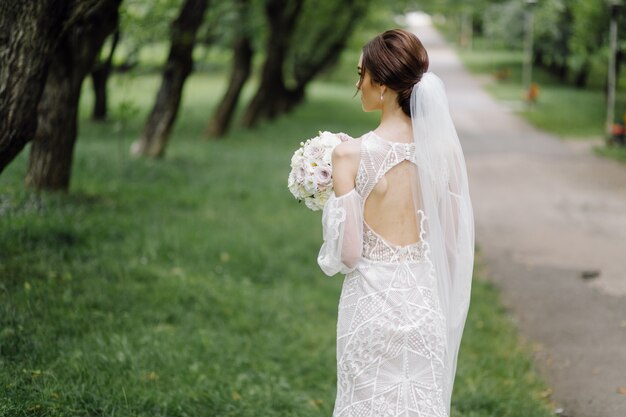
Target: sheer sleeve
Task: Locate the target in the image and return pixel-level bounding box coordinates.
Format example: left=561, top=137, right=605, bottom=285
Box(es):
left=317, top=189, right=364, bottom=276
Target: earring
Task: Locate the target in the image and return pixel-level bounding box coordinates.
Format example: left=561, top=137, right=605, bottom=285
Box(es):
left=380, top=93, right=384, bottom=101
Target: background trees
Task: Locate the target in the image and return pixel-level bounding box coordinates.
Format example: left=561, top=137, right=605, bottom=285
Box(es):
left=0, top=0, right=383, bottom=190
left=25, top=0, right=123, bottom=190
left=130, top=0, right=210, bottom=158
left=0, top=1, right=89, bottom=174
left=428, top=0, right=626, bottom=90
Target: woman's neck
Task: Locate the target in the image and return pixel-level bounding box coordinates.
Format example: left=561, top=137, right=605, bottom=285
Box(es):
left=377, top=103, right=412, bottom=141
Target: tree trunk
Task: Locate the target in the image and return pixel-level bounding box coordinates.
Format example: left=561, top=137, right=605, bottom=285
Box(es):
left=242, top=0, right=367, bottom=127
left=131, top=0, right=209, bottom=158
left=287, top=0, right=367, bottom=112
left=0, top=0, right=71, bottom=174
left=615, top=49, right=623, bottom=88
left=555, top=63, right=567, bottom=81
left=91, top=28, right=120, bottom=121
left=574, top=61, right=590, bottom=88
left=205, top=35, right=253, bottom=138
left=240, top=0, right=304, bottom=128
left=241, top=75, right=289, bottom=128
left=25, top=0, right=121, bottom=191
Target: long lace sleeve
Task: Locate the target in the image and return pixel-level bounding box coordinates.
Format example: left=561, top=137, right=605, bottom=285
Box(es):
left=317, top=189, right=364, bottom=276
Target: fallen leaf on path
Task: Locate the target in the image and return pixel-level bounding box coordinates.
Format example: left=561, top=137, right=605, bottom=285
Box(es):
left=617, top=387, right=626, bottom=395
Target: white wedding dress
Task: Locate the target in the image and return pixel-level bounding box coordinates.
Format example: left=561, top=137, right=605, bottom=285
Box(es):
left=318, top=131, right=450, bottom=417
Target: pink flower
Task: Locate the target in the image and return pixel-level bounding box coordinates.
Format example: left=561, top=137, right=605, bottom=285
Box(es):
left=315, top=165, right=332, bottom=188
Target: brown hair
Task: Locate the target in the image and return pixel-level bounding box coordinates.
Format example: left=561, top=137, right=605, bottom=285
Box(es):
left=359, top=29, right=429, bottom=117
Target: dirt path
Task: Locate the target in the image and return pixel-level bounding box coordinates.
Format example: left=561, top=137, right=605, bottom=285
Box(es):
left=408, top=15, right=626, bottom=417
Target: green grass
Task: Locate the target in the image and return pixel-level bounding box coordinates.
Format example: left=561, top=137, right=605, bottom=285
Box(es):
left=0, top=72, right=554, bottom=416
left=594, top=143, right=626, bottom=162
left=458, top=47, right=626, bottom=142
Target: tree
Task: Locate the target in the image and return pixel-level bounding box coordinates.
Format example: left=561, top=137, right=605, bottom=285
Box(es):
left=205, top=36, right=253, bottom=138
left=568, top=0, right=608, bottom=88
left=91, top=28, right=121, bottom=121
left=533, top=0, right=572, bottom=82
left=204, top=0, right=254, bottom=138
left=116, top=0, right=183, bottom=70
left=25, top=0, right=122, bottom=190
left=240, top=0, right=304, bottom=128
left=241, top=0, right=371, bottom=128
left=482, top=1, right=524, bottom=49
left=287, top=0, right=370, bottom=109
left=130, top=0, right=210, bottom=158
left=0, top=1, right=73, bottom=174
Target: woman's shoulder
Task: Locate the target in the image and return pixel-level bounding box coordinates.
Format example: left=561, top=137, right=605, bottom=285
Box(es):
left=331, top=134, right=366, bottom=190
left=333, top=138, right=360, bottom=159
left=332, top=132, right=371, bottom=159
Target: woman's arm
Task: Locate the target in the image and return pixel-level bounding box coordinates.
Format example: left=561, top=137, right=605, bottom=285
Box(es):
left=331, top=140, right=360, bottom=195
left=317, top=139, right=363, bottom=276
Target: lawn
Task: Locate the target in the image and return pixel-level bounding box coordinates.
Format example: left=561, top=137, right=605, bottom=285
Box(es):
left=460, top=49, right=606, bottom=137
left=455, top=46, right=626, bottom=163
left=0, top=72, right=555, bottom=416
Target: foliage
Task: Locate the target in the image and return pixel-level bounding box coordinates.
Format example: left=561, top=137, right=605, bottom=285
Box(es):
left=426, top=0, right=626, bottom=88
left=533, top=0, right=571, bottom=76
left=0, top=71, right=554, bottom=416
left=288, top=0, right=370, bottom=87
left=118, top=0, right=183, bottom=66
left=482, top=1, right=524, bottom=49
left=199, top=0, right=265, bottom=51
left=567, top=0, right=608, bottom=79
left=117, top=0, right=265, bottom=72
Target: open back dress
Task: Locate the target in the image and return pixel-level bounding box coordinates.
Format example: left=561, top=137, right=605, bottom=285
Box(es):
left=318, top=131, right=449, bottom=417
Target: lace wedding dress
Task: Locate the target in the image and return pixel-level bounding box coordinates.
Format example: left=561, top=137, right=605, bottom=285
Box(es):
left=318, top=131, right=450, bottom=417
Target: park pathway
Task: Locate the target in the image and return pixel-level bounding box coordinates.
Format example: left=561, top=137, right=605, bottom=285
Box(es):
left=407, top=13, right=626, bottom=417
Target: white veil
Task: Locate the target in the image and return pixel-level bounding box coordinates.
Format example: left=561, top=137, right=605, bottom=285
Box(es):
left=410, top=72, right=475, bottom=414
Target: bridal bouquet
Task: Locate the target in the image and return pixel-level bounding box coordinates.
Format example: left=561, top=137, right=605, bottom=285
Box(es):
left=288, top=131, right=351, bottom=211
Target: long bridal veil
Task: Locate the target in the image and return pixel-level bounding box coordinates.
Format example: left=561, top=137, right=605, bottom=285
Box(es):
left=410, top=72, right=475, bottom=414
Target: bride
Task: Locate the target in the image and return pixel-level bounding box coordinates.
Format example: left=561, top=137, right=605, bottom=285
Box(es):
left=317, top=29, right=475, bottom=417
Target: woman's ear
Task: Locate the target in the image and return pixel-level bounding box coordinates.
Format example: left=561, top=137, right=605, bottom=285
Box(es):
left=379, top=85, right=387, bottom=100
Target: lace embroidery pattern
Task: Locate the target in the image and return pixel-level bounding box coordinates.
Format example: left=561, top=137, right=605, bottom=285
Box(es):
left=362, top=210, right=428, bottom=264
left=356, top=132, right=418, bottom=199
left=333, top=259, right=448, bottom=417
left=330, top=132, right=449, bottom=417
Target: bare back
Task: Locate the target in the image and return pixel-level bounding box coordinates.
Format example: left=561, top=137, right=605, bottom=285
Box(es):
left=356, top=131, right=423, bottom=248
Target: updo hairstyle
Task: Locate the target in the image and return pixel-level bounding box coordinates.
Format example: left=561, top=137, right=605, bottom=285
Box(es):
left=359, top=29, right=429, bottom=117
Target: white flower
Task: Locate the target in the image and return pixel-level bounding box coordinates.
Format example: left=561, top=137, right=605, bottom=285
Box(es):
left=303, top=175, right=318, bottom=195
left=318, top=131, right=342, bottom=148
left=315, top=192, right=330, bottom=208
left=295, top=165, right=307, bottom=181
left=304, top=198, right=318, bottom=210
left=322, top=149, right=333, bottom=165
left=290, top=148, right=304, bottom=167
left=288, top=180, right=299, bottom=198
left=303, top=141, right=325, bottom=160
